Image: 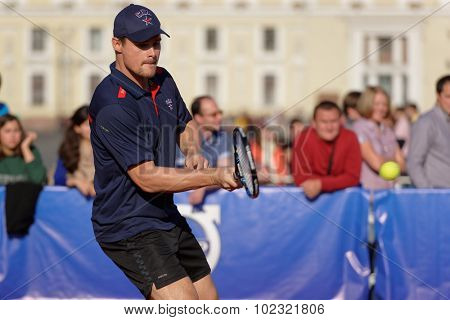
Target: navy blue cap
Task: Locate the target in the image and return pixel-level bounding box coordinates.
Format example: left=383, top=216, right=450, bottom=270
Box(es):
left=113, top=4, right=169, bottom=42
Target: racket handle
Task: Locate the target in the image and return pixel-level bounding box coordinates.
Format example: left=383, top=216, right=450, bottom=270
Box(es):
left=233, top=172, right=239, bottom=181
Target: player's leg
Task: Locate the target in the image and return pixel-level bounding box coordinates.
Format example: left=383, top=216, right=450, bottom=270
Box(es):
left=149, top=276, right=199, bottom=300
left=176, top=228, right=218, bottom=299
left=99, top=228, right=196, bottom=300
left=193, top=274, right=218, bottom=300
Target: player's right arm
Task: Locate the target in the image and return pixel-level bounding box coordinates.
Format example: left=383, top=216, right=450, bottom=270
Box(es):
left=128, top=161, right=238, bottom=193
left=93, top=104, right=239, bottom=193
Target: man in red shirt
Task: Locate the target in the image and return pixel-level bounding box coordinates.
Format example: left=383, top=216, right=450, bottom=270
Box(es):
left=292, top=101, right=362, bottom=199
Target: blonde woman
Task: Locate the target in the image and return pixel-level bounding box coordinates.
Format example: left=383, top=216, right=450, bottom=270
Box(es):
left=353, top=86, right=405, bottom=189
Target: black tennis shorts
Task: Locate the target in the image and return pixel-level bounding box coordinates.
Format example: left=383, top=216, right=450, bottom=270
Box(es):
left=99, top=226, right=211, bottom=298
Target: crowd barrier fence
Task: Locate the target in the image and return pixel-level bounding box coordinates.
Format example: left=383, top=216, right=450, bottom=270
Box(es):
left=1, top=187, right=448, bottom=299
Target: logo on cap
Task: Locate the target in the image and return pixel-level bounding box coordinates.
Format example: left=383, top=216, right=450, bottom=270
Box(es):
left=114, top=5, right=170, bottom=41
left=142, top=17, right=152, bottom=26
left=135, top=9, right=150, bottom=18
left=135, top=9, right=153, bottom=26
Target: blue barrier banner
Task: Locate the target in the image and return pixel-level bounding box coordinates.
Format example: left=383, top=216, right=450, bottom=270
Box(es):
left=373, top=189, right=450, bottom=300
left=176, top=188, right=370, bottom=300
left=0, top=188, right=140, bottom=299
left=0, top=187, right=369, bottom=299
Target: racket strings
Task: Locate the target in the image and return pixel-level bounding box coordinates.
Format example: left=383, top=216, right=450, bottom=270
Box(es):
left=236, top=138, right=254, bottom=194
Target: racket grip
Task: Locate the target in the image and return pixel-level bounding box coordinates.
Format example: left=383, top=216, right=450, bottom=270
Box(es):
left=233, top=172, right=239, bottom=181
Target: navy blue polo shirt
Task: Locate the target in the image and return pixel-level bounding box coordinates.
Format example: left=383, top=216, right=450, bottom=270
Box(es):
left=89, top=63, right=192, bottom=243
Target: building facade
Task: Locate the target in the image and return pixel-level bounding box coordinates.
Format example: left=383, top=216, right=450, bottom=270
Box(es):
left=0, top=0, right=449, bottom=121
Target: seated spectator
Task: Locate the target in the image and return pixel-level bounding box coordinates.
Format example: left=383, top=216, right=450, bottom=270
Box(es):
left=56, top=106, right=95, bottom=196
left=353, top=86, right=405, bottom=189
left=292, top=101, right=361, bottom=199
left=0, top=73, right=10, bottom=116
left=0, top=114, right=46, bottom=185
left=407, top=75, right=450, bottom=188
left=342, top=91, right=362, bottom=128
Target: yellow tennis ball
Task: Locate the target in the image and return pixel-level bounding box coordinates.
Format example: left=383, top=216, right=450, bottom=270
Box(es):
left=379, top=161, right=400, bottom=181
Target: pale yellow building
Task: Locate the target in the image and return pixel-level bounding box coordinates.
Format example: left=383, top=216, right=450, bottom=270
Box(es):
left=0, top=0, right=449, bottom=122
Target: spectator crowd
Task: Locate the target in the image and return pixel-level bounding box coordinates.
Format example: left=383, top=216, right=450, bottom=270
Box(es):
left=0, top=72, right=449, bottom=202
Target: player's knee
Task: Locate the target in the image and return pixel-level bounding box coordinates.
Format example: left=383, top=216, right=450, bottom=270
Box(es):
left=151, top=278, right=201, bottom=300
left=199, top=285, right=219, bottom=300
left=207, top=288, right=219, bottom=300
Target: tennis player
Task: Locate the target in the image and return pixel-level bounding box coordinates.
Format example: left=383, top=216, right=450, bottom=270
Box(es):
left=89, top=4, right=240, bottom=300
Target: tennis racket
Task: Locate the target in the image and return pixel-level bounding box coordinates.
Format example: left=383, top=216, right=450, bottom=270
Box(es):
left=233, top=127, right=259, bottom=199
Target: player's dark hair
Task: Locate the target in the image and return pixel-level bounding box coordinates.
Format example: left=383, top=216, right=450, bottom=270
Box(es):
left=436, top=75, right=450, bottom=94
left=313, top=101, right=342, bottom=119
left=191, top=95, right=213, bottom=116
left=0, top=114, right=26, bottom=159
left=59, top=105, right=89, bottom=173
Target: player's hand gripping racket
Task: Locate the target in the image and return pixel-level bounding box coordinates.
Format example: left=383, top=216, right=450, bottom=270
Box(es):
left=233, top=127, right=259, bottom=199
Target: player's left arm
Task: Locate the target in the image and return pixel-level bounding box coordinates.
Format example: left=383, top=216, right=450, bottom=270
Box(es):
left=178, top=119, right=209, bottom=169
left=168, top=69, right=209, bottom=170
left=188, top=135, right=230, bottom=205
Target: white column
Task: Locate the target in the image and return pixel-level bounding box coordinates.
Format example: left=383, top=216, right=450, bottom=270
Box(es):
left=368, top=73, right=377, bottom=86
left=368, top=35, right=378, bottom=65
left=392, top=35, right=402, bottom=65
left=350, top=30, right=364, bottom=90
left=408, top=30, right=423, bottom=107
left=392, top=74, right=403, bottom=107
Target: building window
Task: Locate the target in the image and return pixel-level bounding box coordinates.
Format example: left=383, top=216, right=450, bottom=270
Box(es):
left=263, top=27, right=276, bottom=52
left=402, top=74, right=409, bottom=103
left=378, top=74, right=392, bottom=97
left=31, top=74, right=45, bottom=106
left=263, top=74, right=276, bottom=106
left=89, top=28, right=102, bottom=52
left=378, top=37, right=392, bottom=64
left=401, top=36, right=408, bottom=64
left=360, top=33, right=411, bottom=105
left=205, top=74, right=218, bottom=99
left=205, top=27, right=218, bottom=51
left=89, top=74, right=102, bottom=100
left=32, top=28, right=46, bottom=52
left=363, top=74, right=369, bottom=87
